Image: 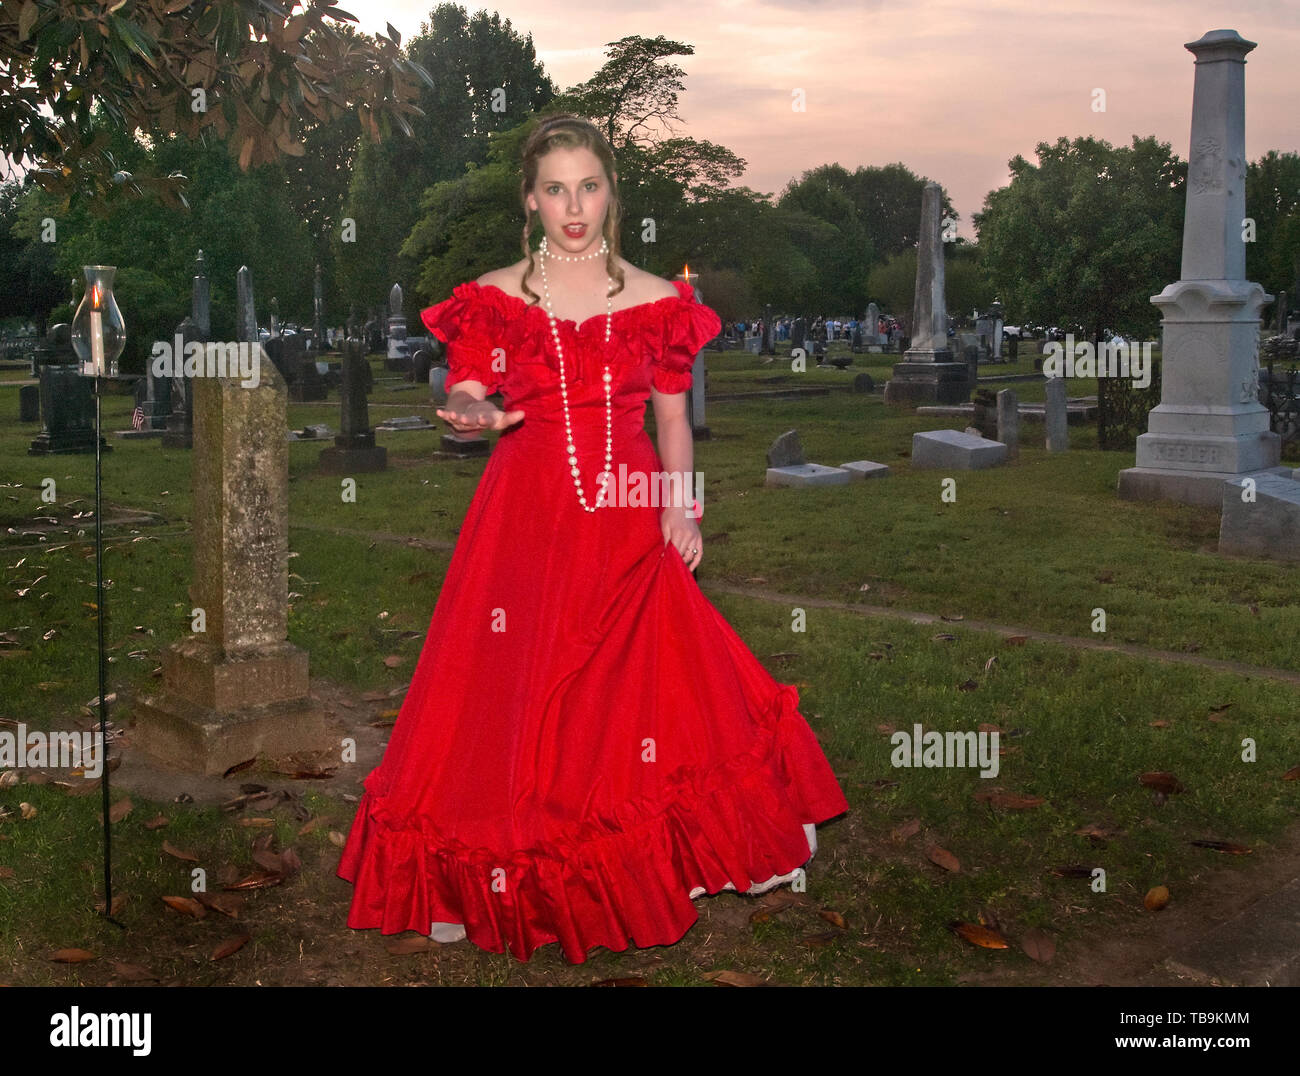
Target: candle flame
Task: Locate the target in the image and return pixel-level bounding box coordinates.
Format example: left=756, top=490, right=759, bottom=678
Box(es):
left=683, top=264, right=690, bottom=280
left=90, top=282, right=102, bottom=309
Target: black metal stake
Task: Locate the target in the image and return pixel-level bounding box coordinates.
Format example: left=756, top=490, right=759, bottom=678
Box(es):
left=94, top=381, right=125, bottom=931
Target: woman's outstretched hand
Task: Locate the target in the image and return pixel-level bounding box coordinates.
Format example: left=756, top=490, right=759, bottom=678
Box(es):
left=436, top=396, right=525, bottom=433
left=662, top=507, right=702, bottom=571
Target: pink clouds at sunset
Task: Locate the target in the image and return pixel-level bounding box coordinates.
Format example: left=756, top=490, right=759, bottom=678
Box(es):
left=364, top=0, right=1299, bottom=237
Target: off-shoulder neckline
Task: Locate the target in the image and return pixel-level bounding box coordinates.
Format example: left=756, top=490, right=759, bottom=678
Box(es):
left=467, top=279, right=696, bottom=332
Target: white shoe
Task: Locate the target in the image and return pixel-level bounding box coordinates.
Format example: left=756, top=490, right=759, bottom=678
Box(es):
left=429, top=922, right=467, bottom=943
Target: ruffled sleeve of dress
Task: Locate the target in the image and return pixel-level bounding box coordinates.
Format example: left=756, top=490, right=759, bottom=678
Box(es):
left=420, top=282, right=513, bottom=395
left=651, top=290, right=722, bottom=395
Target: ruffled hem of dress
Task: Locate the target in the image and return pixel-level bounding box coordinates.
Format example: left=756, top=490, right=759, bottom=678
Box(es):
left=336, top=683, right=848, bottom=963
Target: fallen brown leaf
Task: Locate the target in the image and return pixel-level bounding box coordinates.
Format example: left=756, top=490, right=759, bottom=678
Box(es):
left=819, top=909, right=848, bottom=930
left=385, top=935, right=432, bottom=955
left=161, top=895, right=207, bottom=918
left=210, top=934, right=251, bottom=960
left=161, top=840, right=199, bottom=863
left=50, top=948, right=96, bottom=963
left=703, top=969, right=769, bottom=987
left=890, top=818, right=921, bottom=842
left=223, top=870, right=283, bottom=891
left=1144, top=885, right=1170, bottom=911
left=143, top=814, right=168, bottom=830
left=1138, top=772, right=1184, bottom=795
left=754, top=889, right=807, bottom=912
left=97, top=797, right=132, bottom=824
left=591, top=977, right=648, bottom=987
left=927, top=846, right=961, bottom=873
left=1282, top=764, right=1300, bottom=781
left=195, top=892, right=246, bottom=918
left=252, top=848, right=284, bottom=873
left=1074, top=823, right=1116, bottom=843
left=949, top=922, right=1009, bottom=949
left=1020, top=927, right=1056, bottom=963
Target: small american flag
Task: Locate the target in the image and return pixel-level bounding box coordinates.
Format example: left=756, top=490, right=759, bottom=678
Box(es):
left=131, top=405, right=145, bottom=431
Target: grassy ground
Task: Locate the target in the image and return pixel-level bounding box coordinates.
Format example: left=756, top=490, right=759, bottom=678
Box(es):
left=2, top=350, right=1298, bottom=986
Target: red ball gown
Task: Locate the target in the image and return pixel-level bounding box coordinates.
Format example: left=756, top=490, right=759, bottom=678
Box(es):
left=337, top=277, right=849, bottom=962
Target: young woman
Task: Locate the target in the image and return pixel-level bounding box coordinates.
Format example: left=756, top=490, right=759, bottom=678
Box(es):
left=337, top=113, right=849, bottom=964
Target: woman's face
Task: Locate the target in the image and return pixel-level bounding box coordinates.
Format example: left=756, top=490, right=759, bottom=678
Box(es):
left=526, top=144, right=615, bottom=258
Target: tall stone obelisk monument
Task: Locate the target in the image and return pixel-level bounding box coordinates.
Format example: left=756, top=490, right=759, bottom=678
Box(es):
left=1118, top=29, right=1287, bottom=506
left=884, top=181, right=969, bottom=406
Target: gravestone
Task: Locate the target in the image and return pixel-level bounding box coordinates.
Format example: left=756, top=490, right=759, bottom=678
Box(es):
left=19, top=384, right=39, bottom=422
left=272, top=333, right=327, bottom=402
left=764, top=428, right=850, bottom=486
left=1045, top=377, right=1069, bottom=451
left=690, top=339, right=709, bottom=440
left=997, top=388, right=1020, bottom=458
left=1118, top=30, right=1290, bottom=506
left=840, top=460, right=891, bottom=480
left=318, top=336, right=387, bottom=474
left=28, top=324, right=104, bottom=455
left=126, top=343, right=174, bottom=436
left=313, top=263, right=326, bottom=350
left=163, top=317, right=201, bottom=449
left=865, top=303, right=880, bottom=350
left=193, top=250, right=210, bottom=338
left=767, top=429, right=804, bottom=467
left=1219, top=474, right=1300, bottom=561
left=884, top=182, right=970, bottom=406
left=130, top=281, right=325, bottom=775
left=912, top=429, right=1008, bottom=470
left=852, top=372, right=875, bottom=393
left=762, top=303, right=773, bottom=355
left=975, top=317, right=994, bottom=361
left=791, top=317, right=807, bottom=353
left=386, top=282, right=411, bottom=369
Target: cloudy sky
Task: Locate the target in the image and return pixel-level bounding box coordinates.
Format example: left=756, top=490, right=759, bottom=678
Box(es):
left=360, top=0, right=1300, bottom=238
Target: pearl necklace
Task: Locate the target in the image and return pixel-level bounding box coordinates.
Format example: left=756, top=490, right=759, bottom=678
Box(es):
left=538, top=234, right=613, bottom=513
